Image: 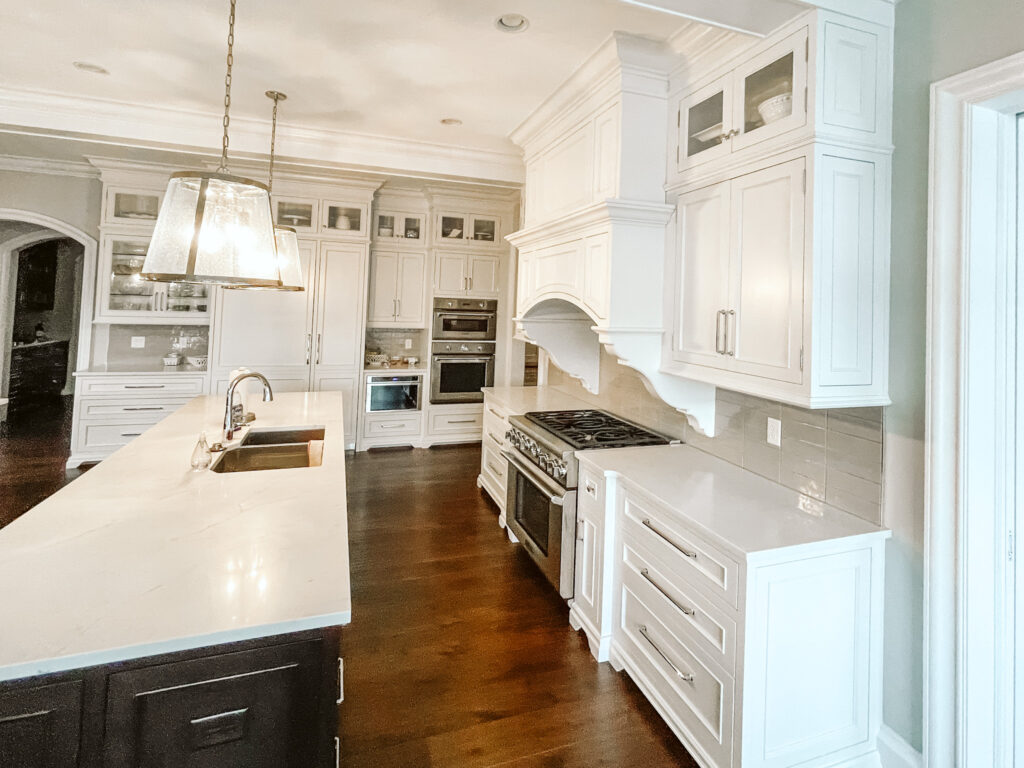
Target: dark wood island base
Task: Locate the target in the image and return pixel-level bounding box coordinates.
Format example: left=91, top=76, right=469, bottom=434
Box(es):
left=0, top=626, right=344, bottom=768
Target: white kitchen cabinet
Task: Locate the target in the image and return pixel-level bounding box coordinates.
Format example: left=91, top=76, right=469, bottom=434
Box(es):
left=424, top=403, right=484, bottom=446
left=319, top=200, right=368, bottom=239
left=670, top=10, right=891, bottom=184
left=433, top=211, right=502, bottom=248
left=95, top=234, right=211, bottom=324
left=478, top=393, right=511, bottom=521
left=367, top=250, right=427, bottom=328
left=211, top=239, right=368, bottom=448
left=573, top=446, right=890, bottom=768
left=433, top=252, right=500, bottom=298
left=373, top=211, right=426, bottom=243
left=668, top=146, right=888, bottom=408
left=102, top=185, right=163, bottom=228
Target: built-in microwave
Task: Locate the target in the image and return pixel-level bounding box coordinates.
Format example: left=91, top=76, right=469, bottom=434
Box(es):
left=365, top=374, right=422, bottom=413
left=432, top=298, right=497, bottom=341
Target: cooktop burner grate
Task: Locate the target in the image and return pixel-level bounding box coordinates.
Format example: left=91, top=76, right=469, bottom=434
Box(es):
left=523, top=409, right=672, bottom=450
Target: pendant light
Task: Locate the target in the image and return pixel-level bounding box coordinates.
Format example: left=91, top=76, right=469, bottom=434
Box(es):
left=141, top=0, right=281, bottom=287
left=226, top=90, right=304, bottom=291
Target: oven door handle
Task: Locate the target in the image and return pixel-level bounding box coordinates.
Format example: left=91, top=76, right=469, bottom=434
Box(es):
left=433, top=356, right=493, bottom=363
left=502, top=450, right=566, bottom=505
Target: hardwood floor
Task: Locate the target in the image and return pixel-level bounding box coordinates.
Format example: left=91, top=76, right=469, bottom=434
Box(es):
left=0, top=396, right=88, bottom=528
left=341, top=445, right=697, bottom=768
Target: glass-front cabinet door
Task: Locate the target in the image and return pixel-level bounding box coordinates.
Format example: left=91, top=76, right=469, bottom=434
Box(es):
left=98, top=235, right=210, bottom=323
left=374, top=211, right=425, bottom=242
left=274, top=198, right=318, bottom=233
left=731, top=29, right=808, bottom=152
left=437, top=213, right=467, bottom=243
left=321, top=201, right=368, bottom=237
left=678, top=75, right=734, bottom=171
left=103, top=187, right=163, bottom=226
left=469, top=215, right=499, bottom=244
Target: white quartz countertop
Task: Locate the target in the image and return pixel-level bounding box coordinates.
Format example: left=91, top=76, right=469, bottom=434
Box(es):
left=482, top=385, right=593, bottom=414
left=0, top=392, right=351, bottom=682
left=579, top=444, right=889, bottom=558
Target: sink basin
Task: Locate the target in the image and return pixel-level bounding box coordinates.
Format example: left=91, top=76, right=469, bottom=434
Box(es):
left=210, top=443, right=323, bottom=474
left=240, top=426, right=326, bottom=446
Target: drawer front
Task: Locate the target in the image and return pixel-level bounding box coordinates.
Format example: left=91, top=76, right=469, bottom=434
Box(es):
left=480, top=442, right=507, bottom=488
left=483, top=399, right=510, bottom=424
left=364, top=414, right=422, bottom=438
left=78, top=421, right=156, bottom=451
left=77, top=376, right=205, bottom=398
left=622, top=486, right=740, bottom=609
left=429, top=408, right=483, bottom=435
left=481, top=413, right=507, bottom=453
left=620, top=582, right=734, bottom=768
left=622, top=539, right=737, bottom=674
left=578, top=465, right=604, bottom=508
left=79, top=398, right=192, bottom=422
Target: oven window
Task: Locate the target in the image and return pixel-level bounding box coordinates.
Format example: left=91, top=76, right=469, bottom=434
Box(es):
left=438, top=361, right=487, bottom=394
left=513, top=471, right=550, bottom=555
left=440, top=316, right=490, bottom=335
left=369, top=383, right=419, bottom=411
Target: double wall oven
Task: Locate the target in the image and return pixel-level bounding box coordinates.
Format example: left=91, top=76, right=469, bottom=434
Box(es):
left=429, top=298, right=497, bottom=404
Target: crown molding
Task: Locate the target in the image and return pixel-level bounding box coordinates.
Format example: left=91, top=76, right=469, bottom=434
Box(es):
left=0, top=154, right=99, bottom=180
left=0, top=87, right=525, bottom=185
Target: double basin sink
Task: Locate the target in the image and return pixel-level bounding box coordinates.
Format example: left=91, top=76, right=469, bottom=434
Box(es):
left=211, top=426, right=326, bottom=473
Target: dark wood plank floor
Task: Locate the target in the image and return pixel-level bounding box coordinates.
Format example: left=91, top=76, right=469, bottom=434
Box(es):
left=0, top=396, right=88, bottom=528
left=342, top=445, right=697, bottom=768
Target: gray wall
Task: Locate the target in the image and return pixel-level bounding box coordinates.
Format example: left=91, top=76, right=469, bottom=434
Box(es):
left=883, top=0, right=1024, bottom=751
left=0, top=170, right=102, bottom=241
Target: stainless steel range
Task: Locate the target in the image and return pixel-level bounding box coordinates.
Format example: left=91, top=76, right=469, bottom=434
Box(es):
left=503, top=410, right=675, bottom=598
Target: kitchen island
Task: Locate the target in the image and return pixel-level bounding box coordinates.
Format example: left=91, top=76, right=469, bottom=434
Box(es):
left=0, top=391, right=350, bottom=768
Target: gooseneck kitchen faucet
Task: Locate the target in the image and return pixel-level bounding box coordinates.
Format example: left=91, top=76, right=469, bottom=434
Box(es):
left=223, top=371, right=274, bottom=441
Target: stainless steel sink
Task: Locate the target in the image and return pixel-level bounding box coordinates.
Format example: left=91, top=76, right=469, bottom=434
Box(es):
left=240, top=426, right=326, bottom=446
left=210, top=443, right=321, bottom=473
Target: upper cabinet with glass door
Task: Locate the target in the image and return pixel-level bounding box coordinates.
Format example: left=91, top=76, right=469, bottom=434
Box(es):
left=673, top=11, right=891, bottom=180
left=373, top=211, right=426, bottom=244
left=95, top=234, right=210, bottom=324
left=274, top=196, right=370, bottom=240
left=432, top=211, right=503, bottom=249
left=102, top=186, right=164, bottom=228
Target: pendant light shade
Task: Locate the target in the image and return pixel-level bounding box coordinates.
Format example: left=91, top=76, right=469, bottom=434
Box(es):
left=142, top=171, right=281, bottom=286
left=272, top=226, right=305, bottom=291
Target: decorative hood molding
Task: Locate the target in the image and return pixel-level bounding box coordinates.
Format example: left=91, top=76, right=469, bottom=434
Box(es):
left=505, top=33, right=716, bottom=435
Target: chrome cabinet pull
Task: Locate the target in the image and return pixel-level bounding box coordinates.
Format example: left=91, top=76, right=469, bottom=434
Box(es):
left=123, top=406, right=164, bottom=412
left=448, top=418, right=477, bottom=425
left=488, top=432, right=502, bottom=446
left=305, top=333, right=312, bottom=365
left=642, top=518, right=698, bottom=559
left=726, top=309, right=736, bottom=356
left=715, top=310, right=725, bottom=354
left=120, top=432, right=143, bottom=437
left=640, top=568, right=696, bottom=617
left=316, top=333, right=323, bottom=365
left=488, top=407, right=503, bottom=419
left=125, top=384, right=165, bottom=389
left=638, top=624, right=694, bottom=683
left=468, top=276, right=473, bottom=291
left=487, top=460, right=503, bottom=475
left=576, top=518, right=585, bottom=542
left=396, top=298, right=402, bottom=317
left=393, top=298, right=398, bottom=318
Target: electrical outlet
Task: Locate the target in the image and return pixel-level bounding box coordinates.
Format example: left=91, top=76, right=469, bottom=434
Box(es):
left=766, top=417, right=781, bottom=447
left=130, top=336, right=146, bottom=349
left=404, top=338, right=412, bottom=350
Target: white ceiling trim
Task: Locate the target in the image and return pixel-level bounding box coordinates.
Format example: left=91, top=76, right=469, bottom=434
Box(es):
left=0, top=87, right=525, bottom=185
left=0, top=154, right=99, bottom=180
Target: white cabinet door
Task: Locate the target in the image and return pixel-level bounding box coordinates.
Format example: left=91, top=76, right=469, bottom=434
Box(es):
left=367, top=250, right=399, bottom=326
left=395, top=252, right=427, bottom=326
left=677, top=74, right=734, bottom=172
left=313, top=243, right=367, bottom=370
left=435, top=252, right=467, bottom=295
left=728, top=158, right=805, bottom=383
left=673, top=182, right=732, bottom=370
left=466, top=254, right=500, bottom=298
left=574, top=508, right=601, bottom=631
left=312, top=373, right=358, bottom=448
left=214, top=239, right=317, bottom=370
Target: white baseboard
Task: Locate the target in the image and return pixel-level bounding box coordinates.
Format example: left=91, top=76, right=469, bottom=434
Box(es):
left=878, top=725, right=923, bottom=768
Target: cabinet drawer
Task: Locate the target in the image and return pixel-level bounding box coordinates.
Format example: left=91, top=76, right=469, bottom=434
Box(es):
left=481, top=442, right=507, bottom=487
left=429, top=408, right=483, bottom=435
left=104, top=640, right=322, bottom=768
left=364, top=413, right=422, bottom=438
left=0, top=680, right=82, bottom=768
left=79, top=398, right=192, bottom=422
left=622, top=486, right=740, bottom=609
left=77, top=421, right=157, bottom=451
left=77, top=376, right=205, bottom=398
left=481, top=415, right=507, bottom=452
left=622, top=540, right=737, bottom=674
left=620, top=583, right=734, bottom=768
left=483, top=400, right=510, bottom=423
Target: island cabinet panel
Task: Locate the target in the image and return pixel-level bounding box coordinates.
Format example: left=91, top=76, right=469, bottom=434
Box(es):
left=0, top=681, right=82, bottom=768
left=104, top=641, right=322, bottom=768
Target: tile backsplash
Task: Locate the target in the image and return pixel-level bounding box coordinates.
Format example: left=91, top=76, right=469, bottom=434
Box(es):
left=546, top=348, right=884, bottom=524
left=364, top=328, right=426, bottom=362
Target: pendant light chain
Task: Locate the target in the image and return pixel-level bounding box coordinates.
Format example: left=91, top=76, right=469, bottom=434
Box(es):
left=268, top=93, right=279, bottom=194
left=218, top=0, right=236, bottom=172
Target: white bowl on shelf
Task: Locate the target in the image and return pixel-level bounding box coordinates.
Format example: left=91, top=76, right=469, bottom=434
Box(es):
left=757, top=93, right=792, bottom=125
left=186, top=355, right=207, bottom=369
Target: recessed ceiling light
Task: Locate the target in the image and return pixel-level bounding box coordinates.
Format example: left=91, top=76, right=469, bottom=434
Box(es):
left=73, top=61, right=109, bottom=75
left=440, top=118, right=463, bottom=126
left=495, top=13, right=529, bottom=33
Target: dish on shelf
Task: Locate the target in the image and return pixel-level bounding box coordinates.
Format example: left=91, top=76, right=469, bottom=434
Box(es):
left=691, top=122, right=725, bottom=143
left=443, top=229, right=463, bottom=238
left=121, top=211, right=158, bottom=220
left=186, top=355, right=208, bottom=369
left=757, top=93, right=792, bottom=125
left=281, top=214, right=310, bottom=225
left=163, top=354, right=182, bottom=366
left=365, top=353, right=388, bottom=366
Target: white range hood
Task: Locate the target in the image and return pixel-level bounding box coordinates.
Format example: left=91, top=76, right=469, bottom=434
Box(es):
left=506, top=32, right=718, bottom=436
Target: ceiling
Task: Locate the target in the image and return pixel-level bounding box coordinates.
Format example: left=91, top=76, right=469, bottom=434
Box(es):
left=0, top=0, right=702, bottom=157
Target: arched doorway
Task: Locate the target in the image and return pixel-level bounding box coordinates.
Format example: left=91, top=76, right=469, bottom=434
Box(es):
left=0, top=210, right=97, bottom=525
